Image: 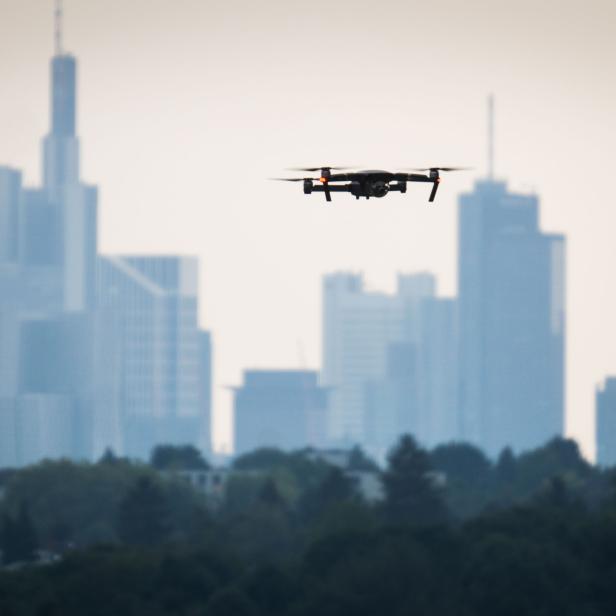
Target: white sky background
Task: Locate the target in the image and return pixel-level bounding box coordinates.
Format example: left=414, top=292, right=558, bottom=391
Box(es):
left=1, top=0, right=615, bottom=458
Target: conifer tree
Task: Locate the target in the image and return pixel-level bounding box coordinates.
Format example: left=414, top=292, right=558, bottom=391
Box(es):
left=382, top=435, right=448, bottom=526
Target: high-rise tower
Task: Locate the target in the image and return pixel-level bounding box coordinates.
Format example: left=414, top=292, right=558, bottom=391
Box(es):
left=43, top=0, right=80, bottom=197
left=0, top=1, right=102, bottom=468
left=322, top=272, right=459, bottom=454
left=38, top=0, right=97, bottom=312
left=457, top=98, right=565, bottom=455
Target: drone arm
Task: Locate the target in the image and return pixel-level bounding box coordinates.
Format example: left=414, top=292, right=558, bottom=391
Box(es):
left=311, top=184, right=353, bottom=193
left=407, top=173, right=432, bottom=183
left=325, top=173, right=352, bottom=182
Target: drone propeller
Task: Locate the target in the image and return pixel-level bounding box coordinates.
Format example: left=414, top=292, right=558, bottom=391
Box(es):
left=287, top=166, right=352, bottom=172
left=269, top=177, right=313, bottom=182
left=407, top=167, right=471, bottom=172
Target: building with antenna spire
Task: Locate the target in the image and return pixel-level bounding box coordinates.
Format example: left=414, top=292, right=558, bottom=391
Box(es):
left=0, top=1, right=104, bottom=466
left=457, top=97, right=565, bottom=456
left=0, top=2, right=213, bottom=465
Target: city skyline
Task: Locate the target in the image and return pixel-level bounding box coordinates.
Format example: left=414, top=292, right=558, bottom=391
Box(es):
left=1, top=1, right=616, bottom=457
left=0, top=4, right=212, bottom=465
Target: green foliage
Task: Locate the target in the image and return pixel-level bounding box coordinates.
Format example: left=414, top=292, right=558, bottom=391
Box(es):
left=300, top=527, right=462, bottom=616
left=223, top=474, right=266, bottom=516
left=223, top=504, right=296, bottom=564
left=116, top=477, right=170, bottom=547
left=2, top=437, right=616, bottom=615
left=430, top=442, right=494, bottom=519
left=431, top=442, right=492, bottom=481
left=382, top=434, right=448, bottom=526
left=242, top=564, right=296, bottom=615
left=429, top=438, right=597, bottom=519
left=0, top=459, right=207, bottom=550
left=299, top=467, right=356, bottom=522
left=150, top=445, right=210, bottom=471
left=0, top=545, right=242, bottom=615
left=232, top=448, right=330, bottom=495
left=1, top=502, right=38, bottom=565
left=347, top=446, right=380, bottom=471
left=495, top=447, right=516, bottom=483
left=0, top=459, right=144, bottom=548
left=98, top=448, right=121, bottom=465
left=257, top=477, right=285, bottom=509
left=233, top=448, right=293, bottom=471
left=306, top=499, right=378, bottom=544
left=205, top=586, right=257, bottom=616
left=514, top=437, right=591, bottom=491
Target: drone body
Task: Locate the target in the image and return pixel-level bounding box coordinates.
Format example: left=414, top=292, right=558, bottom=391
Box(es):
left=275, top=166, right=466, bottom=202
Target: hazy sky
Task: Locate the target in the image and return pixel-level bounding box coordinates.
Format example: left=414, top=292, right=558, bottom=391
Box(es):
left=1, top=0, right=615, bottom=457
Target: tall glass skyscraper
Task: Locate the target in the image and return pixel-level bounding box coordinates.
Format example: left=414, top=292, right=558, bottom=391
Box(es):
left=44, top=53, right=79, bottom=194
left=0, top=11, right=96, bottom=466
left=97, top=256, right=210, bottom=458
left=43, top=47, right=97, bottom=312
left=458, top=179, right=565, bottom=455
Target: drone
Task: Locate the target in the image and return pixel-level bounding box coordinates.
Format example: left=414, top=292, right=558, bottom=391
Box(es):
left=273, top=166, right=467, bottom=202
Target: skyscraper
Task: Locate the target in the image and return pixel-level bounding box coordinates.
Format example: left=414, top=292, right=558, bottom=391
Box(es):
left=0, top=4, right=96, bottom=466
left=97, top=256, right=207, bottom=458
left=42, top=10, right=97, bottom=312
left=322, top=272, right=459, bottom=453
left=322, top=273, right=407, bottom=443
left=457, top=99, right=565, bottom=456
left=596, top=378, right=616, bottom=467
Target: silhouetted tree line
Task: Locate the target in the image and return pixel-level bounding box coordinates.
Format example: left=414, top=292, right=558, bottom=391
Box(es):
left=1, top=437, right=616, bottom=614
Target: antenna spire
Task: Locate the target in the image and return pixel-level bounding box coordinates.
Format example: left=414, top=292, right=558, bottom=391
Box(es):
left=54, top=0, right=63, bottom=55
left=487, top=94, right=494, bottom=180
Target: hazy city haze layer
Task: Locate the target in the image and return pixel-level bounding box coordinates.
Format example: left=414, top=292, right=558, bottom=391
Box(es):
left=1, top=0, right=615, bottom=456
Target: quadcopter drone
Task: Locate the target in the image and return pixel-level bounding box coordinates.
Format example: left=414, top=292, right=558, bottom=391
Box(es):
left=273, top=166, right=467, bottom=202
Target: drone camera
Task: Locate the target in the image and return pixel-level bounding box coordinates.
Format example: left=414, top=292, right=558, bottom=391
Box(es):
left=303, top=179, right=313, bottom=194
left=371, top=181, right=389, bottom=198
left=350, top=181, right=362, bottom=197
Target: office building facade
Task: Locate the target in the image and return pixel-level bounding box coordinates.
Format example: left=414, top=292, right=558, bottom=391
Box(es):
left=322, top=272, right=459, bottom=455
left=97, top=256, right=207, bottom=458
left=458, top=180, right=565, bottom=456
left=234, top=370, right=329, bottom=455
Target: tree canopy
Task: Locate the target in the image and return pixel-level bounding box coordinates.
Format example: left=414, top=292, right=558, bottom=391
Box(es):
left=0, top=436, right=614, bottom=615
